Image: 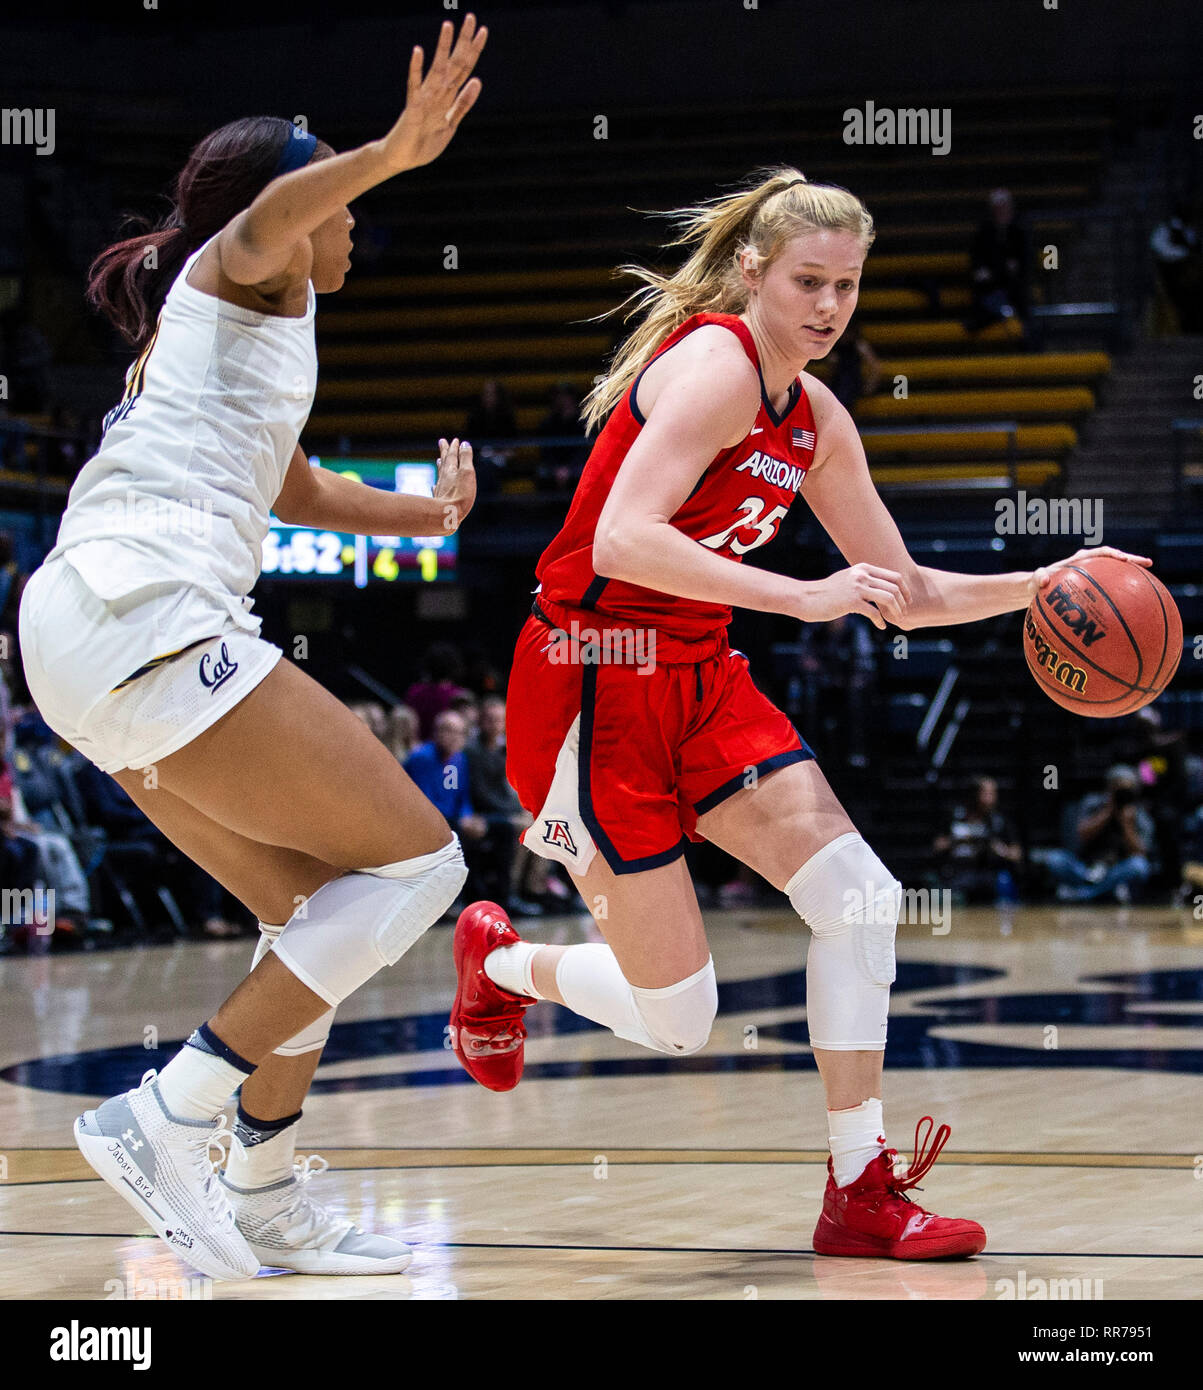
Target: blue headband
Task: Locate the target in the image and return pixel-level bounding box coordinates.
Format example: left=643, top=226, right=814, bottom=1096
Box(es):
left=274, top=126, right=318, bottom=177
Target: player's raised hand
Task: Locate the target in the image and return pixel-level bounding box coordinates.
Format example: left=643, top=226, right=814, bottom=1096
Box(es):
left=1027, top=545, right=1152, bottom=598
left=378, top=16, right=488, bottom=175
left=434, top=437, right=476, bottom=533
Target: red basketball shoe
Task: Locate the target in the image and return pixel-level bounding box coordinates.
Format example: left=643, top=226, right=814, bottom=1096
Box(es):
left=449, top=902, right=536, bottom=1093
left=813, top=1117, right=986, bottom=1260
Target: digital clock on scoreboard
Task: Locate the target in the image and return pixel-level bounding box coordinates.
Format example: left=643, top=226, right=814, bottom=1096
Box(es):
left=262, top=457, right=457, bottom=586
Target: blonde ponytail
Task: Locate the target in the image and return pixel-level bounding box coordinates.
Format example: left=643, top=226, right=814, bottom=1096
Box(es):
left=581, top=166, right=875, bottom=433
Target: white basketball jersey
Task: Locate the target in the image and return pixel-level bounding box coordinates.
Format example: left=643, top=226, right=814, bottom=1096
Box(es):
left=45, top=236, right=318, bottom=632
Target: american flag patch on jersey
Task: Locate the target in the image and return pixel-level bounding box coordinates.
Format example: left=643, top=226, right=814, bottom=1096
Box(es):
left=792, top=428, right=816, bottom=451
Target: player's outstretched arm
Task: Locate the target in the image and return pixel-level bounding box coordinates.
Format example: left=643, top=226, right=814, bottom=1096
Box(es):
left=219, top=15, right=487, bottom=287
left=274, top=438, right=475, bottom=536
left=802, top=383, right=1150, bottom=630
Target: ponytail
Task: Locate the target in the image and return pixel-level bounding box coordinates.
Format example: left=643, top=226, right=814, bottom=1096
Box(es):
left=581, top=166, right=874, bottom=433
left=86, top=213, right=197, bottom=351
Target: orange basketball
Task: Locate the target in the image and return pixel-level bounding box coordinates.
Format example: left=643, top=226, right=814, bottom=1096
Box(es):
left=1022, top=556, right=1182, bottom=717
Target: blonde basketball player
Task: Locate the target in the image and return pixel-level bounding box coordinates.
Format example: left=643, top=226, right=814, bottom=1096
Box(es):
left=19, top=17, right=487, bottom=1280
left=448, top=168, right=1151, bottom=1258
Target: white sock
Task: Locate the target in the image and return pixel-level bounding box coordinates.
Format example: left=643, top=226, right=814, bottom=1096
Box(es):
left=224, top=1108, right=301, bottom=1190
left=828, top=1097, right=886, bottom=1188
left=156, top=1027, right=255, bottom=1121
left=483, top=941, right=542, bottom=999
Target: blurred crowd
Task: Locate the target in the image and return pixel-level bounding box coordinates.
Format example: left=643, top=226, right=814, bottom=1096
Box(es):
left=346, top=640, right=574, bottom=922
left=929, top=708, right=1203, bottom=909
left=2, top=548, right=1202, bottom=953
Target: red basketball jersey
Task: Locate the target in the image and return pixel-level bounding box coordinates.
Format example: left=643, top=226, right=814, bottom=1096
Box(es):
left=535, top=312, right=818, bottom=653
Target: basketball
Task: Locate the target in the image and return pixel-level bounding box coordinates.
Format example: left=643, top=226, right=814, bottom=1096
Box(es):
left=1023, top=556, right=1182, bottom=717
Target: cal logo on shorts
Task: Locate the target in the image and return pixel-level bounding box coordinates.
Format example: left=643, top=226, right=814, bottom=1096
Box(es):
left=199, top=641, right=239, bottom=694
left=542, top=818, right=578, bottom=857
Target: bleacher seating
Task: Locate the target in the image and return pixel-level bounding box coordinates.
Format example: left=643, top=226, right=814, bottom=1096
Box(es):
left=1, top=85, right=1130, bottom=510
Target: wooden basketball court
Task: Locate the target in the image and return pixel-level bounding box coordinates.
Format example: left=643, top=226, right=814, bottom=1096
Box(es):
left=2, top=904, right=1200, bottom=1300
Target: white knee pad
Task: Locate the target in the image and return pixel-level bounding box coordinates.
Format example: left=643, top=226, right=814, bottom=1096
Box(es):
left=269, top=836, right=466, bottom=1007
left=786, top=831, right=901, bottom=1052
left=630, top=959, right=718, bottom=1056
left=554, top=945, right=718, bottom=1057
left=253, top=924, right=336, bottom=1056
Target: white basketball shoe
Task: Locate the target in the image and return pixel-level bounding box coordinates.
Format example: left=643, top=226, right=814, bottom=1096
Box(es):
left=74, top=1070, right=259, bottom=1281
left=223, top=1155, right=413, bottom=1274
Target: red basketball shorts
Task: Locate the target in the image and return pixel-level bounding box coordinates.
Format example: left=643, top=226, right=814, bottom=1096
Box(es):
left=506, top=604, right=814, bottom=876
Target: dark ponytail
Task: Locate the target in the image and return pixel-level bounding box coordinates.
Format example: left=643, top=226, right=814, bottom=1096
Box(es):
left=86, top=115, right=325, bottom=351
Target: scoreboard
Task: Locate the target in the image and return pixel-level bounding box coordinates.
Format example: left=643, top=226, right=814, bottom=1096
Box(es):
left=262, top=457, right=457, bottom=586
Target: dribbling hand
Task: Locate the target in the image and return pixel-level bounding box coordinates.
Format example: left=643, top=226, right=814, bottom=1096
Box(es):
left=1027, top=545, right=1152, bottom=600
left=378, top=16, right=488, bottom=175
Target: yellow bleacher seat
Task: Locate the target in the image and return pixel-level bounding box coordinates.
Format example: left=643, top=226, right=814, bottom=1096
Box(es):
left=856, top=388, right=1093, bottom=422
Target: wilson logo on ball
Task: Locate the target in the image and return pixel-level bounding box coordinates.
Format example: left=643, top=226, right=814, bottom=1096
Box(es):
left=1044, top=581, right=1107, bottom=648
left=1023, top=557, right=1182, bottom=717
left=1024, top=612, right=1088, bottom=693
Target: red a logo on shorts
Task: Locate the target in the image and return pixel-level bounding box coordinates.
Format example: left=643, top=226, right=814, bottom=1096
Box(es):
left=542, top=819, right=578, bottom=856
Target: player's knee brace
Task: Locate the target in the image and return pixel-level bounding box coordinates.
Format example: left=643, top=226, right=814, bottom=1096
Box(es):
left=786, top=832, right=901, bottom=1052
left=253, top=925, right=335, bottom=1055
left=629, top=959, right=718, bottom=1055
left=552, top=946, right=718, bottom=1056
left=268, top=836, right=467, bottom=1007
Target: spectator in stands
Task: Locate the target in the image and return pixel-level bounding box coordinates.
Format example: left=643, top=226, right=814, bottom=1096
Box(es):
left=0, top=532, right=26, bottom=656
left=73, top=760, right=243, bottom=937
left=5, top=713, right=94, bottom=938
left=793, top=612, right=876, bottom=767
left=1180, top=740, right=1203, bottom=904
left=1150, top=200, right=1203, bottom=334
left=829, top=316, right=882, bottom=415
left=448, top=689, right=480, bottom=740
left=536, top=382, right=591, bottom=492
left=466, top=694, right=542, bottom=916
left=1112, top=706, right=1190, bottom=891
left=1042, top=765, right=1155, bottom=904
left=464, top=379, right=517, bottom=496
left=0, top=755, right=54, bottom=950
left=932, top=776, right=1022, bottom=904
left=346, top=700, right=387, bottom=742
left=405, top=710, right=487, bottom=907
left=383, top=703, right=420, bottom=764
left=968, top=188, right=1029, bottom=337
left=405, top=642, right=469, bottom=738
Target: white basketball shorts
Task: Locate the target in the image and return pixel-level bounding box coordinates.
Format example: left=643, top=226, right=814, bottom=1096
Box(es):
left=19, top=553, right=282, bottom=774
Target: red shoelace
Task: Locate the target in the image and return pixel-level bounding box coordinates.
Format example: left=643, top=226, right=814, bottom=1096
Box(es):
left=885, top=1115, right=952, bottom=1196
